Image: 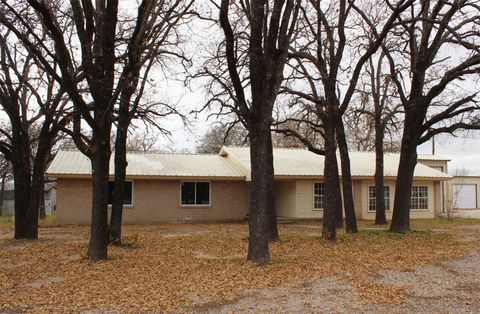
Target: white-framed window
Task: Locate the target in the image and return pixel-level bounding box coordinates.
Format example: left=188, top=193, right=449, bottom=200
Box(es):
left=108, top=181, right=133, bottom=205
left=181, top=181, right=211, bottom=206
left=368, top=186, right=391, bottom=212
left=313, top=182, right=324, bottom=210
left=411, top=186, right=429, bottom=211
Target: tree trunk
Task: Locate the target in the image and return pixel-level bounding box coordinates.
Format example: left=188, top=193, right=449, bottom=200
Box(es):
left=247, top=126, right=271, bottom=265
left=332, top=155, right=343, bottom=229
left=26, top=149, right=47, bottom=237
left=11, top=124, right=32, bottom=239
left=321, top=108, right=338, bottom=241
left=335, top=116, right=358, bottom=233
left=390, top=117, right=419, bottom=233
left=265, top=132, right=279, bottom=242
left=87, top=136, right=111, bottom=260
left=109, top=18, right=145, bottom=245
left=110, top=124, right=128, bottom=246
left=374, top=122, right=387, bottom=225
left=25, top=166, right=43, bottom=239
left=13, top=161, right=30, bottom=239
left=27, top=123, right=58, bottom=235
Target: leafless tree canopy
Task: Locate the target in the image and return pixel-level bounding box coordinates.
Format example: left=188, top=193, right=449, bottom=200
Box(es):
left=0, top=0, right=196, bottom=258
left=381, top=0, right=480, bottom=233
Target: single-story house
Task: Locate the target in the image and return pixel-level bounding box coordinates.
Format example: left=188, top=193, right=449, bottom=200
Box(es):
left=46, top=147, right=451, bottom=224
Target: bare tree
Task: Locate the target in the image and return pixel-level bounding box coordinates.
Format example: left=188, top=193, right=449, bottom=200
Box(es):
left=109, top=0, right=194, bottom=246
left=0, top=0, right=192, bottom=259
left=2, top=0, right=121, bottom=258
left=374, top=0, right=480, bottom=233
left=283, top=0, right=412, bottom=239
left=199, top=0, right=301, bottom=264
left=354, top=47, right=404, bottom=224
left=0, top=28, right=68, bottom=239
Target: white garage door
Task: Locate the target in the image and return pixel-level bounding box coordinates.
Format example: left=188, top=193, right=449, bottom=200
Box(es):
left=453, top=184, right=477, bottom=209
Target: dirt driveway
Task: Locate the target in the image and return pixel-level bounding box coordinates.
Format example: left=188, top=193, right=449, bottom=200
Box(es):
left=211, top=252, right=480, bottom=313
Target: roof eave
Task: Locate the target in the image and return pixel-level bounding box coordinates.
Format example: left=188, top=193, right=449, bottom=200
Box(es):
left=270, top=174, right=452, bottom=181
left=47, top=173, right=246, bottom=181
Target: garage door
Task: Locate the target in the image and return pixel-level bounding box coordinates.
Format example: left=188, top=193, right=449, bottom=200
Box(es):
left=453, top=184, right=477, bottom=209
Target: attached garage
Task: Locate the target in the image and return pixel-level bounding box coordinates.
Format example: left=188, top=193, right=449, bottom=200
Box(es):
left=453, top=184, right=477, bottom=209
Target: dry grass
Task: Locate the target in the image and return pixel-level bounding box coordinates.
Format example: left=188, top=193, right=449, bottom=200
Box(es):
left=0, top=219, right=479, bottom=313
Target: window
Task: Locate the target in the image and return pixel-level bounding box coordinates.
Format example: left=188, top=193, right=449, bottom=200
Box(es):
left=368, top=186, right=390, bottom=212
left=108, top=181, right=133, bottom=205
left=181, top=182, right=210, bottom=205
left=313, top=182, right=324, bottom=210
left=411, top=186, right=429, bottom=210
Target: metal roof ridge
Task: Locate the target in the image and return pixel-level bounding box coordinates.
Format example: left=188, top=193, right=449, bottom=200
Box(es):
left=123, top=151, right=217, bottom=156
left=59, top=149, right=222, bottom=157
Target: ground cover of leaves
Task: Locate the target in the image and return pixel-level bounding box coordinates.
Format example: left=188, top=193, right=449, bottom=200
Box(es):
left=0, top=218, right=479, bottom=313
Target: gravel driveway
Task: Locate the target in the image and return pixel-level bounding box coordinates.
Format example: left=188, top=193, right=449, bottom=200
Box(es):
left=200, top=253, right=480, bottom=313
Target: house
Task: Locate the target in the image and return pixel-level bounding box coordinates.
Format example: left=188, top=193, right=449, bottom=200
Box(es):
left=46, top=147, right=451, bottom=224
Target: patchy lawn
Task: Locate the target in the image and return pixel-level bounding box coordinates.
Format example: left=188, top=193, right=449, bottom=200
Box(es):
left=0, top=216, right=14, bottom=223
left=1, top=219, right=480, bottom=313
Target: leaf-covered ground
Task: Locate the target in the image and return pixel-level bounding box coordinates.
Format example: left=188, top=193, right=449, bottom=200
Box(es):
left=0, top=219, right=479, bottom=313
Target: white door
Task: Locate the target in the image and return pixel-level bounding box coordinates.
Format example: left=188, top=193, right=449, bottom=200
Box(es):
left=453, top=184, right=477, bottom=209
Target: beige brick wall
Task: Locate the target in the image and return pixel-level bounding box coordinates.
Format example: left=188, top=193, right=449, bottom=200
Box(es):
left=56, top=176, right=441, bottom=224
left=56, top=178, right=248, bottom=224
left=56, top=178, right=93, bottom=224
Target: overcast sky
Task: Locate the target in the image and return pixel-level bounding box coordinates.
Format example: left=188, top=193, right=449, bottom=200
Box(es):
left=418, top=134, right=480, bottom=175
